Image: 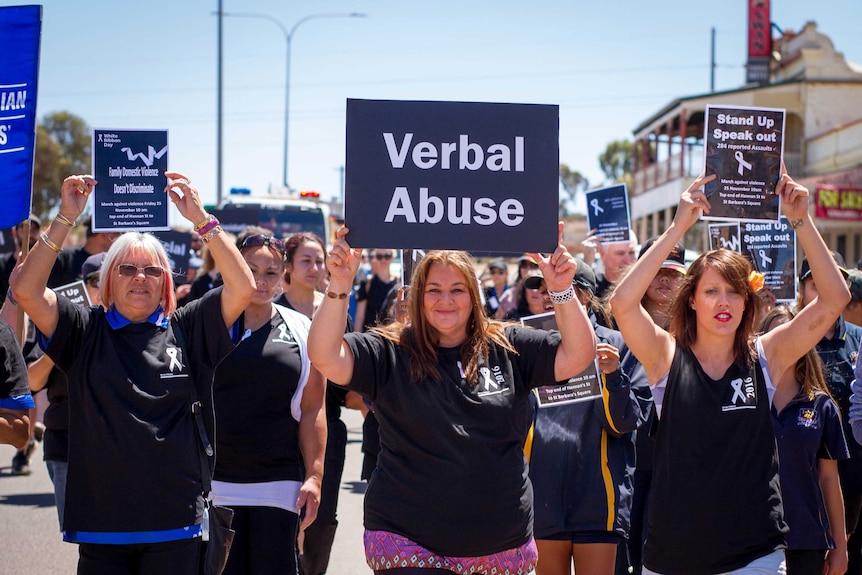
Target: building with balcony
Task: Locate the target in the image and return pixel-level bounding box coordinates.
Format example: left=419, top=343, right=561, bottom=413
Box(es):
left=630, top=21, right=862, bottom=264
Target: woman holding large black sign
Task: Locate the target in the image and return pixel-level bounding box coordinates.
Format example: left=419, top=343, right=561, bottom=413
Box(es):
left=610, top=171, right=849, bottom=575
left=309, top=225, right=596, bottom=574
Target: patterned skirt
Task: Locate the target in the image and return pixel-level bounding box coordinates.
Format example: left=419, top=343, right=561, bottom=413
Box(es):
left=364, top=529, right=538, bottom=574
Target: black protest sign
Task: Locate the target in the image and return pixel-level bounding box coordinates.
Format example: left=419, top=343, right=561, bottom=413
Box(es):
left=400, top=249, right=425, bottom=287
left=585, top=184, right=631, bottom=244
left=520, top=311, right=602, bottom=405
left=345, top=99, right=559, bottom=252
left=703, top=105, right=784, bottom=222
left=740, top=217, right=796, bottom=303
left=708, top=223, right=741, bottom=252
left=152, top=229, right=192, bottom=277
left=54, top=280, right=91, bottom=306
left=93, top=129, right=169, bottom=232
left=211, top=206, right=261, bottom=236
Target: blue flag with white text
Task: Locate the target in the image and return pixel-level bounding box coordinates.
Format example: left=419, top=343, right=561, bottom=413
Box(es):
left=0, top=5, right=41, bottom=229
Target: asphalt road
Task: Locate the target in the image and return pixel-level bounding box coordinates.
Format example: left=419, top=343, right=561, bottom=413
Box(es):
left=0, top=408, right=372, bottom=574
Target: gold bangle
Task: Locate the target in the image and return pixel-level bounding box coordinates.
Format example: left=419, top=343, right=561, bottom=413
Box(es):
left=325, top=291, right=349, bottom=300
left=194, top=214, right=213, bottom=232
left=54, top=213, right=77, bottom=227
left=40, top=232, right=62, bottom=254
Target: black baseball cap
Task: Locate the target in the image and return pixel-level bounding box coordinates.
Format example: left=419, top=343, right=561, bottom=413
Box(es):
left=799, top=251, right=849, bottom=282
left=523, top=258, right=597, bottom=295
left=638, top=236, right=687, bottom=274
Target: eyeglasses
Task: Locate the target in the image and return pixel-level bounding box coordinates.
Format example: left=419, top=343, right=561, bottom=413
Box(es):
left=374, top=253, right=393, bottom=260
left=490, top=269, right=507, bottom=275
left=117, top=264, right=165, bottom=278
left=241, top=234, right=286, bottom=258
left=85, top=276, right=100, bottom=288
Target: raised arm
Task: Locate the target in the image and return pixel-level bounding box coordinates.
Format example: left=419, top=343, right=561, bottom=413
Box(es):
left=164, top=172, right=254, bottom=327
left=761, top=172, right=851, bottom=381
left=308, top=227, right=361, bottom=385
left=610, top=174, right=714, bottom=383
left=11, top=175, right=93, bottom=338
left=528, top=222, right=596, bottom=381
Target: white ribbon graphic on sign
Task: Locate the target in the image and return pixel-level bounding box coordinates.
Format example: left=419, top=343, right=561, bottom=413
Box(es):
left=166, top=347, right=183, bottom=372
left=758, top=249, right=773, bottom=268
left=730, top=378, right=746, bottom=405
left=590, top=198, right=604, bottom=217
left=734, top=151, right=752, bottom=176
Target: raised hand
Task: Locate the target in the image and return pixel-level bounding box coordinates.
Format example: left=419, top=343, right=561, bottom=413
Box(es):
left=164, top=171, right=208, bottom=226
left=326, top=227, right=362, bottom=284
left=60, top=175, right=97, bottom=221
left=675, top=173, right=716, bottom=231
left=775, top=168, right=809, bottom=224
left=528, top=222, right=576, bottom=293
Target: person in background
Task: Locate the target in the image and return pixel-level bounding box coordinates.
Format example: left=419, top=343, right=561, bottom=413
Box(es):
left=354, top=248, right=397, bottom=332
left=0, top=297, right=34, bottom=450
left=10, top=172, right=255, bottom=575
left=610, top=171, right=849, bottom=575
left=526, top=259, right=651, bottom=575
left=504, top=269, right=553, bottom=321
left=797, top=252, right=862, bottom=575
left=277, top=230, right=358, bottom=575
left=309, top=224, right=597, bottom=575
left=498, top=254, right=540, bottom=317
left=582, top=230, right=638, bottom=300
left=843, top=271, right=862, bottom=327
left=212, top=230, right=326, bottom=575
left=482, top=257, right=510, bottom=318
left=761, top=305, right=849, bottom=575
left=179, top=238, right=226, bottom=306
left=47, top=216, right=119, bottom=287
left=0, top=215, right=41, bottom=303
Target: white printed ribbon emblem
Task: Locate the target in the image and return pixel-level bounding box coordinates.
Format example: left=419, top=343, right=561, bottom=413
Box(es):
left=730, top=378, right=746, bottom=405
left=734, top=151, right=752, bottom=176
left=480, top=366, right=497, bottom=391
left=590, top=198, right=604, bottom=217
left=166, top=347, right=183, bottom=372
left=758, top=249, right=773, bottom=268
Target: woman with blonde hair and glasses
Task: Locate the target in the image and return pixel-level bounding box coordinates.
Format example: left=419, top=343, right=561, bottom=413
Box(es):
left=11, top=172, right=255, bottom=574
left=309, top=224, right=596, bottom=575
left=610, top=170, right=850, bottom=575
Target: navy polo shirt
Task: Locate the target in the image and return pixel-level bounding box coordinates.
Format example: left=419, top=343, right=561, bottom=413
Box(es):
left=772, top=392, right=849, bottom=550
left=816, top=317, right=862, bottom=451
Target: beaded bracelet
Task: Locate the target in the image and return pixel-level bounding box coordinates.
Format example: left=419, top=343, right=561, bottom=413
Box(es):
left=198, top=216, right=220, bottom=237
left=40, top=232, right=63, bottom=254
left=54, top=213, right=77, bottom=227
left=548, top=284, right=576, bottom=305
left=201, top=225, right=223, bottom=243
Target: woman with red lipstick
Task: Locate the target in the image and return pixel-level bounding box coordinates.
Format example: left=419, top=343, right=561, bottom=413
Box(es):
left=610, top=170, right=850, bottom=575
left=308, top=224, right=597, bottom=575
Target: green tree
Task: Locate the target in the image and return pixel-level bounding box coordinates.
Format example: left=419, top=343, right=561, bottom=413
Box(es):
left=559, top=164, right=589, bottom=217
left=32, top=111, right=91, bottom=219
left=598, top=139, right=633, bottom=184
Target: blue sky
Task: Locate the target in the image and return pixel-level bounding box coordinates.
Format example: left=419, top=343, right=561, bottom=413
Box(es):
left=5, top=0, right=861, bottom=221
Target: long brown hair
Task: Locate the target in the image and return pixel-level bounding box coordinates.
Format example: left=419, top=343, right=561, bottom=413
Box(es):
left=759, top=305, right=833, bottom=402
left=372, top=251, right=515, bottom=383
left=668, top=249, right=761, bottom=367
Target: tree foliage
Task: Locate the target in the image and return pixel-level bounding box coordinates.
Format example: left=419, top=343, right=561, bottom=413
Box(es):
left=32, top=111, right=91, bottom=219
left=559, top=164, right=589, bottom=217
left=598, top=139, right=633, bottom=184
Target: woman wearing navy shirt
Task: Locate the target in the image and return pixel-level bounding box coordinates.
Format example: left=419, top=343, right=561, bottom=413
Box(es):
left=11, top=172, right=255, bottom=575
left=762, top=305, right=849, bottom=575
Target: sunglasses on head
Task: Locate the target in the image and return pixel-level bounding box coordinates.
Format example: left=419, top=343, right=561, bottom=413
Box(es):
left=241, top=234, right=286, bottom=258
left=374, top=253, right=393, bottom=260
left=117, top=264, right=165, bottom=278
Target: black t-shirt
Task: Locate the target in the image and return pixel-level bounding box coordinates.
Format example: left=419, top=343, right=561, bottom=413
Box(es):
left=214, top=312, right=303, bottom=483
left=44, top=288, right=234, bottom=534
left=344, top=325, right=559, bottom=556
left=23, top=327, right=70, bottom=461
left=0, top=319, right=30, bottom=407
left=47, top=245, right=93, bottom=288
left=356, top=275, right=396, bottom=331
left=645, top=345, right=786, bottom=574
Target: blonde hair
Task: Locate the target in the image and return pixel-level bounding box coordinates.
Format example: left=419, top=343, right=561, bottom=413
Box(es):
left=100, top=232, right=177, bottom=316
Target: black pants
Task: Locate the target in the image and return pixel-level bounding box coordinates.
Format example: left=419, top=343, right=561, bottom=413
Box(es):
left=785, top=549, right=826, bottom=575
left=78, top=537, right=201, bottom=575
left=223, top=506, right=300, bottom=575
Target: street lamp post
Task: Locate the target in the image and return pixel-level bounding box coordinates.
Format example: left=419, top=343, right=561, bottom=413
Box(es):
left=222, top=11, right=366, bottom=190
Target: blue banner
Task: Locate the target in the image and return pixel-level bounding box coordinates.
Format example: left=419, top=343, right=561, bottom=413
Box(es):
left=0, top=6, right=41, bottom=229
